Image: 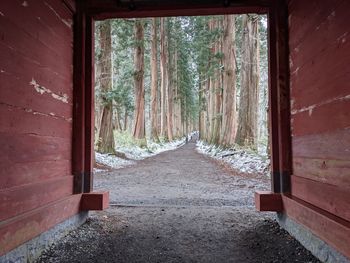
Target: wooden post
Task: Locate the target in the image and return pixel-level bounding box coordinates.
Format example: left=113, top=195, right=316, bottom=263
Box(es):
left=72, top=3, right=86, bottom=194
left=84, top=15, right=95, bottom=193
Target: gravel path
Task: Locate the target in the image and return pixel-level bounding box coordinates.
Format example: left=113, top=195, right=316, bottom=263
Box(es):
left=36, top=143, right=320, bottom=263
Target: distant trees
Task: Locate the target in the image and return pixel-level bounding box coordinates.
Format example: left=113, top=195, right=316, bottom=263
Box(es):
left=94, top=15, right=267, bottom=153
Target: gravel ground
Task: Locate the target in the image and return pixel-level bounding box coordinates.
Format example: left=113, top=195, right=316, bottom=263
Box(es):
left=36, top=143, right=320, bottom=263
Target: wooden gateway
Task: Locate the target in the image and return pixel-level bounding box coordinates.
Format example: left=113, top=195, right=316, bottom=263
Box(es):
left=0, top=0, right=349, bottom=261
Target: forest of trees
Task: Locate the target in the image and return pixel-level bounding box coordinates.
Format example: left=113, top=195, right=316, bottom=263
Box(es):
left=94, top=14, right=268, bottom=154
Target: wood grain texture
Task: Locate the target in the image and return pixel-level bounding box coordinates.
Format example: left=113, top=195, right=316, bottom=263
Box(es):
left=0, top=176, right=74, bottom=221
left=282, top=194, right=350, bottom=259
left=0, top=160, right=71, bottom=190
left=291, top=175, right=350, bottom=222
left=293, top=157, right=350, bottom=188
left=0, top=194, right=81, bottom=256
left=292, top=128, right=350, bottom=160
left=0, top=133, right=71, bottom=164
left=291, top=99, right=350, bottom=137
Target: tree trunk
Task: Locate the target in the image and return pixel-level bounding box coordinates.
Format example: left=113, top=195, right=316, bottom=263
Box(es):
left=132, top=19, right=146, bottom=146
left=235, top=15, right=260, bottom=149
left=97, top=20, right=115, bottom=154
left=166, top=22, right=174, bottom=141
left=220, top=15, right=237, bottom=146
left=160, top=17, right=168, bottom=139
left=150, top=18, right=160, bottom=142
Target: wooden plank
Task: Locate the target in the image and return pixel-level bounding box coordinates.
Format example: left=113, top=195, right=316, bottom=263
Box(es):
left=0, top=103, right=72, bottom=138
left=81, top=192, right=109, bottom=210
left=282, top=194, right=350, bottom=259
left=288, top=0, right=345, bottom=49
left=291, top=98, right=350, bottom=137
left=0, top=16, right=72, bottom=82
left=0, top=43, right=73, bottom=97
left=0, top=133, right=71, bottom=163
left=255, top=191, right=283, bottom=212
left=84, top=0, right=268, bottom=20
left=290, top=39, right=350, bottom=112
left=293, top=157, right=350, bottom=188
left=291, top=175, right=350, bottom=222
left=0, top=194, right=81, bottom=256
left=0, top=176, right=73, bottom=221
left=292, top=128, right=350, bottom=160
left=0, top=0, right=73, bottom=60
left=0, top=160, right=71, bottom=190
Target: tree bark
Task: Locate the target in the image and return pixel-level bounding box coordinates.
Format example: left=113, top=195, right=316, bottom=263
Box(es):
left=220, top=15, right=237, bottom=146
left=150, top=18, right=160, bottom=142
left=235, top=15, right=260, bottom=149
left=160, top=18, right=168, bottom=139
left=132, top=19, right=146, bottom=146
left=97, top=20, right=115, bottom=154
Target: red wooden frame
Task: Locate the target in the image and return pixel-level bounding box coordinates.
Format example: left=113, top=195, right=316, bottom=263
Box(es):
left=73, top=0, right=292, bottom=195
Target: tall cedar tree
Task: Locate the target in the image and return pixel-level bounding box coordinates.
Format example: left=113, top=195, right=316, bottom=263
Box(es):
left=97, top=20, right=115, bottom=153
left=150, top=18, right=160, bottom=142
left=132, top=19, right=146, bottom=145
left=235, top=15, right=260, bottom=148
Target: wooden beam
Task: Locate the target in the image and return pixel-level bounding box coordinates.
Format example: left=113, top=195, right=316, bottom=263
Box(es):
left=255, top=191, right=283, bottom=212
left=0, top=194, right=81, bottom=256
left=282, top=195, right=350, bottom=259
left=81, top=192, right=109, bottom=211
left=72, top=3, right=86, bottom=194
left=83, top=15, right=95, bottom=193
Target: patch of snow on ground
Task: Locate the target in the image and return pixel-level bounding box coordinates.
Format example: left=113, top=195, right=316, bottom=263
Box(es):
left=94, top=137, right=186, bottom=172
left=196, top=140, right=270, bottom=177
left=95, top=152, right=135, bottom=170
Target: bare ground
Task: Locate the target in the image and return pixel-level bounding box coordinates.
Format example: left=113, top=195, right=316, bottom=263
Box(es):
left=36, top=143, right=320, bottom=263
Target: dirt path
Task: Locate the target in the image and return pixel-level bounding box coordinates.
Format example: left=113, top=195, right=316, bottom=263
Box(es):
left=37, top=143, right=320, bottom=263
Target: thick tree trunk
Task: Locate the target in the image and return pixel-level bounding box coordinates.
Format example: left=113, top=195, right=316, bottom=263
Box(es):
left=132, top=19, right=146, bottom=146
left=97, top=20, right=115, bottom=154
left=166, top=24, right=174, bottom=141
left=160, top=18, right=168, bottom=139
left=150, top=18, right=160, bottom=142
left=235, top=15, right=260, bottom=149
left=220, top=15, right=237, bottom=146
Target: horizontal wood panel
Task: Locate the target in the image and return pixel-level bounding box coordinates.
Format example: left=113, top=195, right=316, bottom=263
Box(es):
left=0, top=160, right=71, bottom=190
left=291, top=175, right=350, bottom=222
left=291, top=98, right=350, bottom=136
left=293, top=157, right=350, bottom=188
left=289, top=0, right=349, bottom=73
left=292, top=128, right=350, bottom=160
left=0, top=133, right=71, bottom=163
left=0, top=194, right=81, bottom=256
left=282, top=195, right=350, bottom=259
left=288, top=0, right=345, bottom=48
left=0, top=176, right=73, bottom=221
left=0, top=75, right=72, bottom=120
left=0, top=1, right=73, bottom=76
left=290, top=38, right=350, bottom=111
left=0, top=103, right=72, bottom=138
left=0, top=43, right=73, bottom=98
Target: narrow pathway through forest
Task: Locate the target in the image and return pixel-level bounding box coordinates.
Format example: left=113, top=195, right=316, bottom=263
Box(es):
left=37, top=143, right=320, bottom=263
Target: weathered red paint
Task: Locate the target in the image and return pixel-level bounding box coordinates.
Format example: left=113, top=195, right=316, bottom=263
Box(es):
left=255, top=191, right=283, bottom=212
left=282, top=195, right=350, bottom=259
left=0, top=194, right=81, bottom=256
left=81, top=192, right=110, bottom=211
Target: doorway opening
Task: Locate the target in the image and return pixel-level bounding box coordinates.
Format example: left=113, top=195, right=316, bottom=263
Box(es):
left=93, top=14, right=271, bottom=189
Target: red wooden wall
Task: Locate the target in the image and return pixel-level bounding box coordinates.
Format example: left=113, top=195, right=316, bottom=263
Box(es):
left=0, top=0, right=81, bottom=255
left=287, top=0, right=350, bottom=257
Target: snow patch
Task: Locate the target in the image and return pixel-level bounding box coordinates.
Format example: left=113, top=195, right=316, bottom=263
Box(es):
left=196, top=141, right=270, bottom=177
left=94, top=137, right=186, bottom=173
